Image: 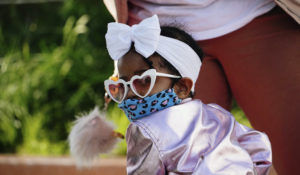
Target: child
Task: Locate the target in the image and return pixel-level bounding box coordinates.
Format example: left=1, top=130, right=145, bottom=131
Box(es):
left=104, top=15, right=272, bottom=175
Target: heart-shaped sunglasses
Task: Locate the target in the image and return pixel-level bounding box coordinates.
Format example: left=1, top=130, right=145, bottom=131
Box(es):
left=104, top=69, right=181, bottom=103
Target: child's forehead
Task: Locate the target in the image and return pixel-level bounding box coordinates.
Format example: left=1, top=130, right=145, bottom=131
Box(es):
left=117, top=51, right=149, bottom=79
left=117, top=51, right=171, bottom=79
left=117, top=51, right=148, bottom=69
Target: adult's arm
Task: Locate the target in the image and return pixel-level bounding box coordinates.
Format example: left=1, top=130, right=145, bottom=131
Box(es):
left=274, top=0, right=300, bottom=24
left=103, top=0, right=128, bottom=23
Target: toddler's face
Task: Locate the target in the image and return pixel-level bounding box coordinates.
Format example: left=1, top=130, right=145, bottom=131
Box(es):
left=117, top=50, right=174, bottom=100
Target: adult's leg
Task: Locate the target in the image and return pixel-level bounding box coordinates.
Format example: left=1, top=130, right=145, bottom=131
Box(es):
left=195, top=56, right=232, bottom=110
left=197, top=7, right=300, bottom=174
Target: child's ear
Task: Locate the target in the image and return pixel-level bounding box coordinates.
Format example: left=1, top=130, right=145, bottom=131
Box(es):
left=174, top=77, right=193, bottom=99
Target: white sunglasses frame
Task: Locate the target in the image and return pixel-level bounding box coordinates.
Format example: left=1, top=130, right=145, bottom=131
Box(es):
left=104, top=69, right=181, bottom=103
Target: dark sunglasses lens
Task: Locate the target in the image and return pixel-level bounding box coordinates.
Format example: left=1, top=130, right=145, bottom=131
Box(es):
left=132, top=75, right=152, bottom=96
left=108, top=83, right=125, bottom=102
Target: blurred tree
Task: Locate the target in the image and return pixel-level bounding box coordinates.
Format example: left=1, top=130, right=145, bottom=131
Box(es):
left=0, top=0, right=63, bottom=4
left=0, top=0, right=116, bottom=154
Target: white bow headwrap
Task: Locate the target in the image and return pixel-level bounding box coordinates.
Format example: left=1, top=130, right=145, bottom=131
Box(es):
left=105, top=15, right=160, bottom=60
left=105, top=15, right=201, bottom=92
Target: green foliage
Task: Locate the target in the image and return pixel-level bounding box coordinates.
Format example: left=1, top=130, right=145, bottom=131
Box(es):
left=0, top=0, right=115, bottom=154
left=18, top=111, right=67, bottom=156
left=231, top=101, right=252, bottom=128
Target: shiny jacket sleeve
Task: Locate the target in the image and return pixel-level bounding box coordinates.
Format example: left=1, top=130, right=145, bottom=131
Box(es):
left=234, top=121, right=272, bottom=174
left=207, top=104, right=272, bottom=175
left=126, top=124, right=165, bottom=175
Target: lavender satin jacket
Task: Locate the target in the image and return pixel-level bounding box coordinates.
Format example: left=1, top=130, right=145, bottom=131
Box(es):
left=126, top=100, right=272, bottom=175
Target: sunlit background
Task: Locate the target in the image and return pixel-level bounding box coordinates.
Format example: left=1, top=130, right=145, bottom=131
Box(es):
left=0, top=0, right=249, bottom=158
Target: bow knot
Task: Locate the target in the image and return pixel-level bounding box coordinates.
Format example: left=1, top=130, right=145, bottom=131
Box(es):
left=130, top=25, right=138, bottom=40
left=105, top=15, right=161, bottom=60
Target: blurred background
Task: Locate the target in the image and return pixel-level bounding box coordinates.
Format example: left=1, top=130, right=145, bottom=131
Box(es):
left=0, top=0, right=250, bottom=172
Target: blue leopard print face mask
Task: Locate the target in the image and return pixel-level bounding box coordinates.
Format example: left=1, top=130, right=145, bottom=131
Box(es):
left=118, top=88, right=182, bottom=121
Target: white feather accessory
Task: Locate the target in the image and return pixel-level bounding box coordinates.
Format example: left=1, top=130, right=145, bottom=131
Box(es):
left=68, top=107, right=123, bottom=167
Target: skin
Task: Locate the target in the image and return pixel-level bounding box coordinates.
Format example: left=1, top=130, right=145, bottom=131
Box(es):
left=195, top=58, right=232, bottom=110
left=117, top=50, right=193, bottom=101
